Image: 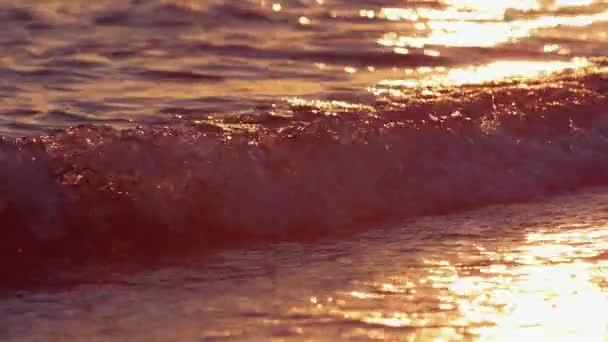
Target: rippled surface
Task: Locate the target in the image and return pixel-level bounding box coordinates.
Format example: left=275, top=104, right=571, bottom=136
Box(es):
left=2, top=189, right=608, bottom=341
left=2, top=1, right=608, bottom=340
left=1, top=0, right=608, bottom=135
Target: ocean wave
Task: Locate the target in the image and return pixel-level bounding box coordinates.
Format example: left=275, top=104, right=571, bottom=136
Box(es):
left=1, top=61, right=607, bottom=265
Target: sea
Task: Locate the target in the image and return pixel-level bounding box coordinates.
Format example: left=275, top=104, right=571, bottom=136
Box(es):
left=1, top=0, right=608, bottom=341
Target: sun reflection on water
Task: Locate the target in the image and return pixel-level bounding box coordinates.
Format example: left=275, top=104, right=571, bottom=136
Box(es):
left=370, top=58, right=591, bottom=96
left=378, top=0, right=608, bottom=49
left=329, top=224, right=608, bottom=341
left=279, top=205, right=608, bottom=340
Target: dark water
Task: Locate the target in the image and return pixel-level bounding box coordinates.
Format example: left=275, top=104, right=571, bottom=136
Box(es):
left=1, top=0, right=608, bottom=340
left=2, top=189, right=608, bottom=341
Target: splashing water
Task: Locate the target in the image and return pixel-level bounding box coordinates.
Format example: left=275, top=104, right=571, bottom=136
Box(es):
left=1, top=1, right=608, bottom=340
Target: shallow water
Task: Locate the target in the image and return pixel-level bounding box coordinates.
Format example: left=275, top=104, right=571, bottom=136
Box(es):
left=1, top=0, right=608, bottom=340
left=2, top=189, right=608, bottom=341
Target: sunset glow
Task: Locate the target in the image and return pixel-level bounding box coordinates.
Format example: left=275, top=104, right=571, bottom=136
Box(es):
left=1, top=0, right=608, bottom=341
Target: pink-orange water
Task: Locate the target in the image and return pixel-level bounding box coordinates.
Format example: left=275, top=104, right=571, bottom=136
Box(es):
left=1, top=0, right=608, bottom=340
left=2, top=189, right=608, bottom=341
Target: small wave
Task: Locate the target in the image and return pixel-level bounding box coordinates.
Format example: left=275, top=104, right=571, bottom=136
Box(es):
left=193, top=42, right=454, bottom=67
left=128, top=69, right=224, bottom=82
left=91, top=2, right=276, bottom=28
left=0, top=7, right=34, bottom=22
left=1, top=62, right=607, bottom=266
left=207, top=3, right=274, bottom=23
left=93, top=3, right=206, bottom=27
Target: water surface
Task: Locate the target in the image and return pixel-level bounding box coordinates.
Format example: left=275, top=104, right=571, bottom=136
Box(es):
left=2, top=189, right=608, bottom=341
left=1, top=1, right=608, bottom=340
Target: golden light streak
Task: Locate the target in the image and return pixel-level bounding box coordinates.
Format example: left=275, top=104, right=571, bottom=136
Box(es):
left=377, top=1, right=608, bottom=49
left=371, top=58, right=590, bottom=95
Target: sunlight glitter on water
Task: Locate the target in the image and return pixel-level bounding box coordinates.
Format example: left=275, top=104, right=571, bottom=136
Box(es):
left=1, top=1, right=608, bottom=340
left=378, top=1, right=608, bottom=48
left=460, top=230, right=608, bottom=341
left=3, top=191, right=608, bottom=341
left=329, top=225, right=608, bottom=341
left=371, top=58, right=590, bottom=95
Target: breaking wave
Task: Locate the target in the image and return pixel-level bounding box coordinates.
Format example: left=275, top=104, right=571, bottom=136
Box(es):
left=1, top=61, right=607, bottom=265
